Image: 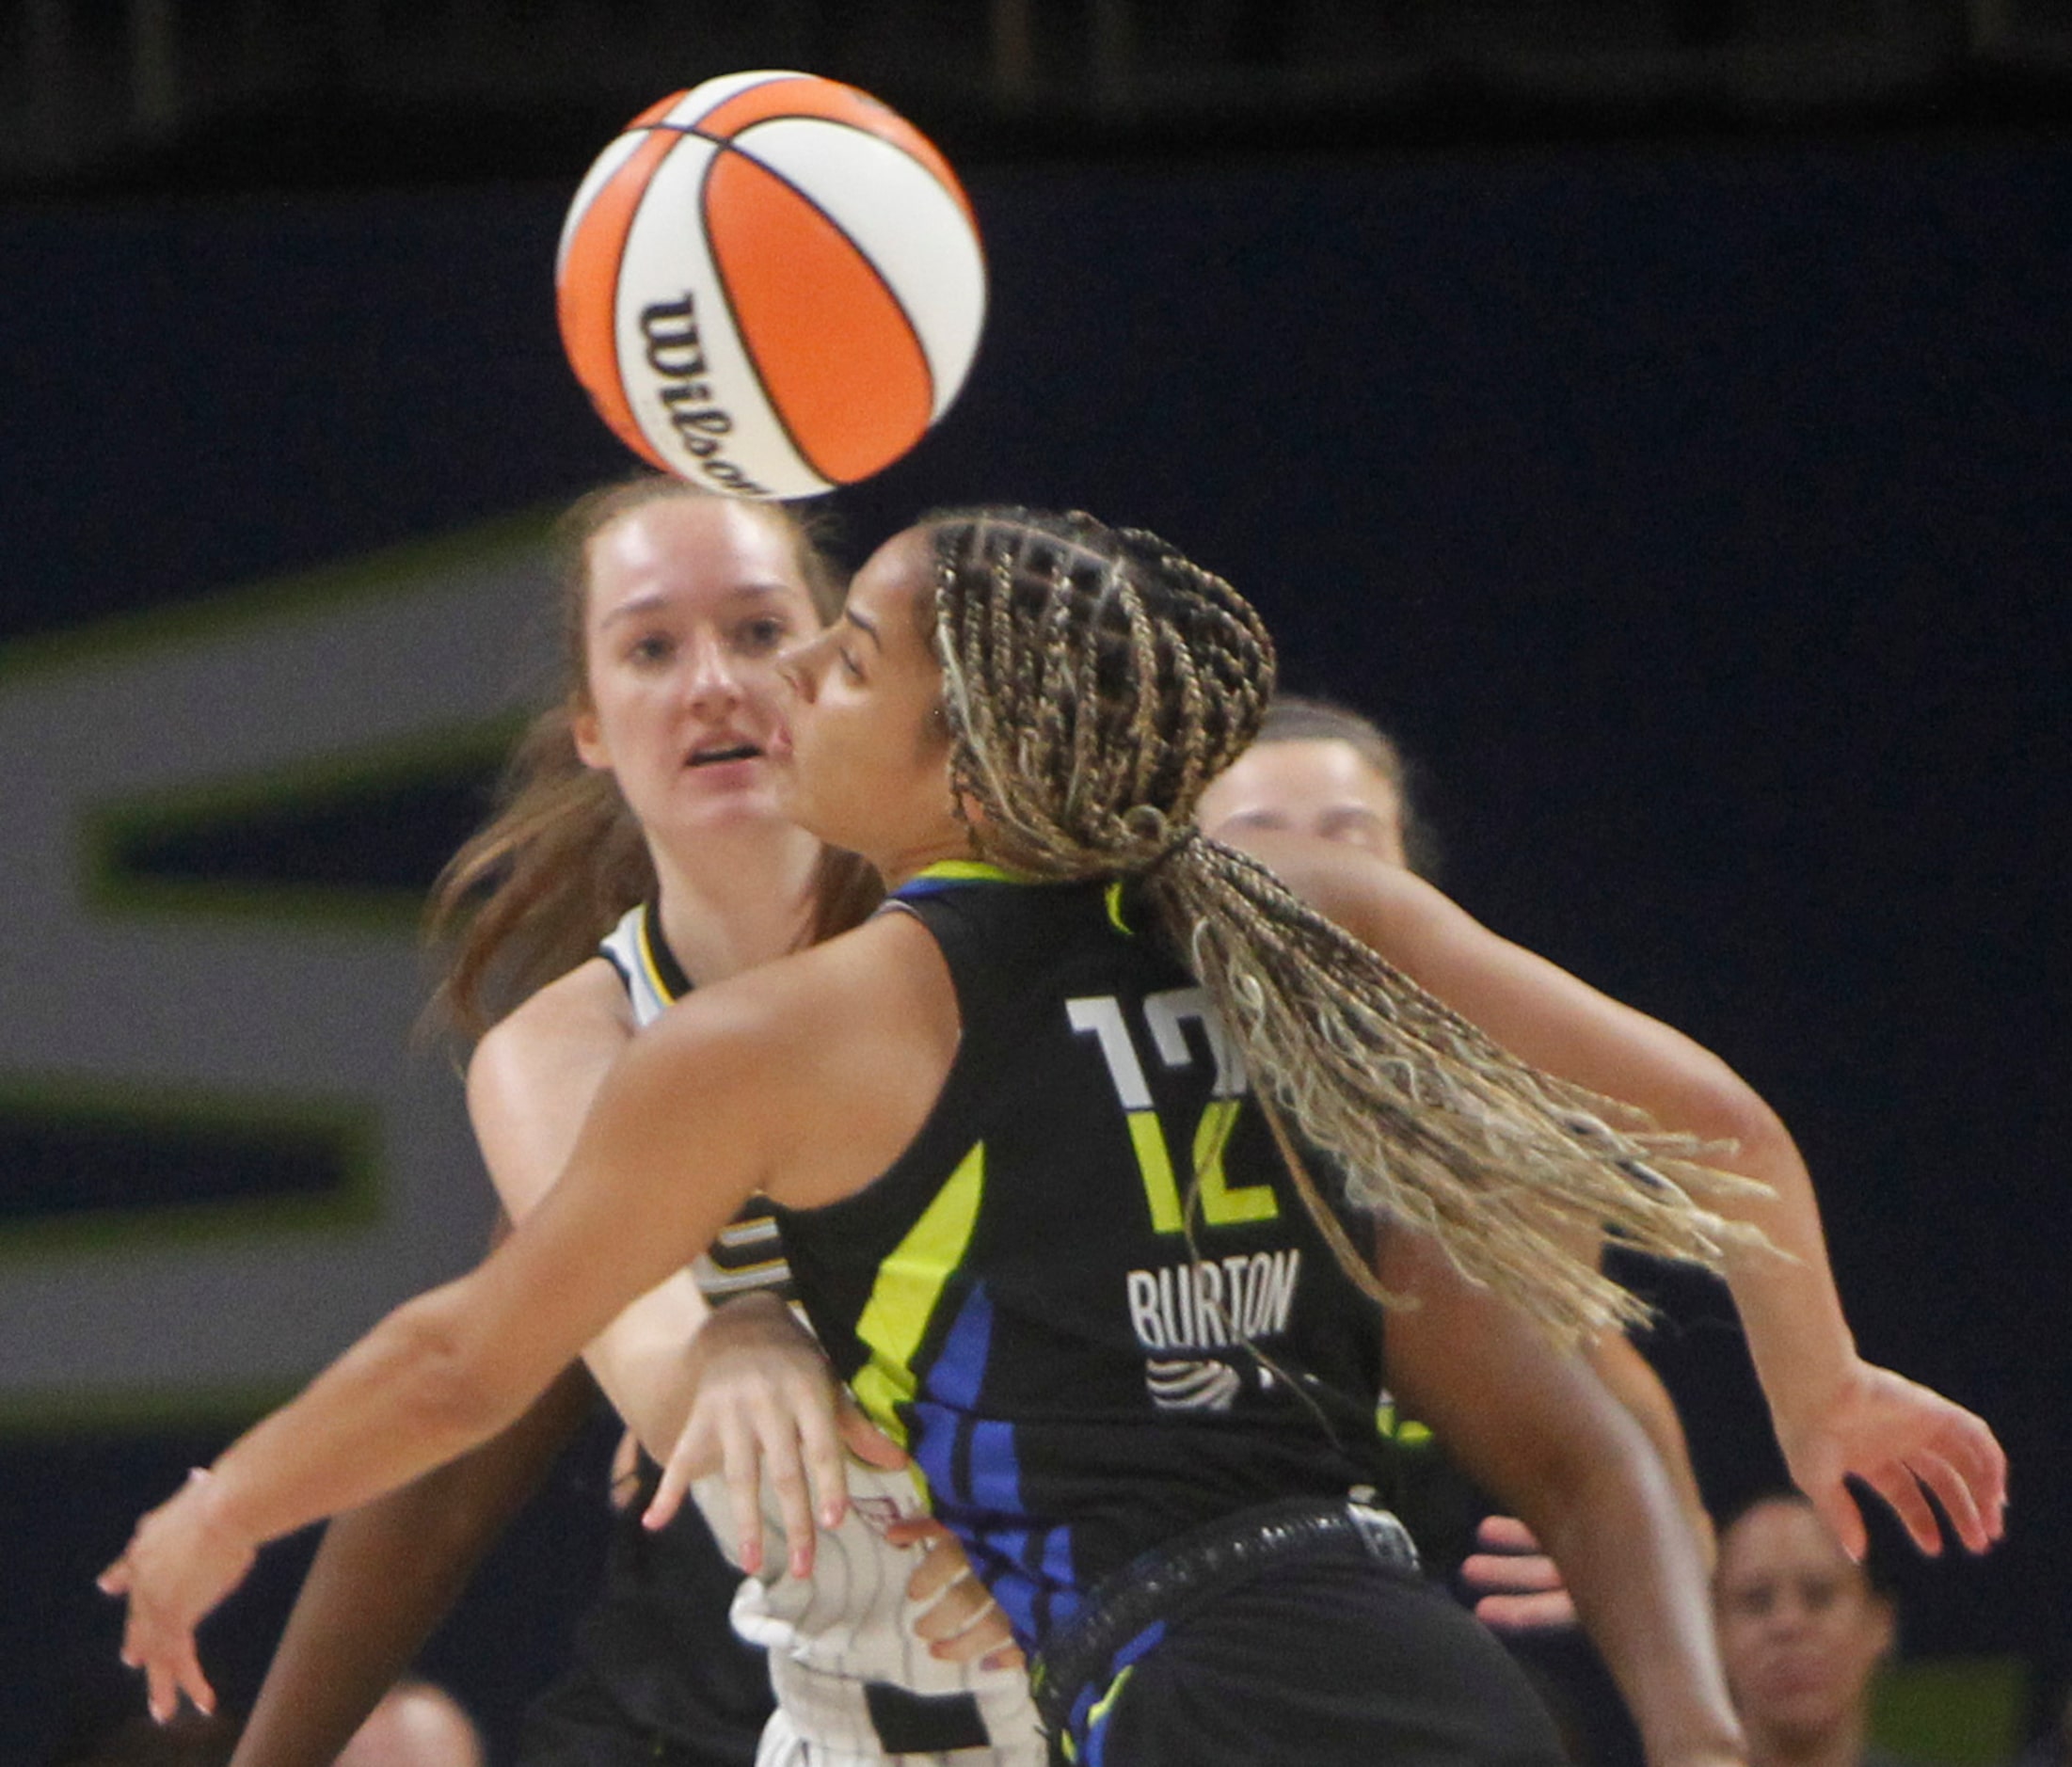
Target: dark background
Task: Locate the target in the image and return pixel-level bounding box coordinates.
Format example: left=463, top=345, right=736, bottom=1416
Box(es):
left=3, top=4, right=2067, bottom=1760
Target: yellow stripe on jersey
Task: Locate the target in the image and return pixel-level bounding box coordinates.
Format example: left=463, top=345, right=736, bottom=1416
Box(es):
left=907, top=859, right=1029, bottom=884
left=1125, top=1112, right=1185, bottom=1233
left=1104, top=879, right=1132, bottom=936
left=852, top=1140, right=987, bottom=1447
left=1192, top=1096, right=1278, bottom=1225
left=635, top=905, right=676, bottom=1007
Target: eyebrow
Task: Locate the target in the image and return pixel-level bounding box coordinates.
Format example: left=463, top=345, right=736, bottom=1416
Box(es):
left=598, top=582, right=792, bottom=629
left=844, top=607, right=884, bottom=650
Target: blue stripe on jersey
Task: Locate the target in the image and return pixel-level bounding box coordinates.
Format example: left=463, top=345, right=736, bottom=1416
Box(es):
left=967, top=1419, right=1022, bottom=1508
left=904, top=1280, right=1091, bottom=1649
left=1073, top=1619, right=1167, bottom=1767
left=1041, top=1527, right=1083, bottom=1636
left=887, top=860, right=1031, bottom=901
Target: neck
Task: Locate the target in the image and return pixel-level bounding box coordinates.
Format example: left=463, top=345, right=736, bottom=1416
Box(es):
left=1747, top=1711, right=1871, bottom=1767
left=647, top=821, right=823, bottom=987
left=872, top=827, right=986, bottom=893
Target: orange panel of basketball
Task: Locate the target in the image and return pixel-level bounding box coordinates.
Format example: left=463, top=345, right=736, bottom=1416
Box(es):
left=705, top=151, right=933, bottom=486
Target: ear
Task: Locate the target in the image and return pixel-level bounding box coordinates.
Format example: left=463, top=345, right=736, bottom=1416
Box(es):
left=571, top=704, right=611, bottom=772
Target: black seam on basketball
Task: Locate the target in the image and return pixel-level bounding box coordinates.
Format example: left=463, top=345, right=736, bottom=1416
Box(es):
left=700, top=133, right=941, bottom=479
left=688, top=144, right=812, bottom=486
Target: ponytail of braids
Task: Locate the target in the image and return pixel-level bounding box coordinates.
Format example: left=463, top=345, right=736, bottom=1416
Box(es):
left=926, top=507, right=1757, bottom=1345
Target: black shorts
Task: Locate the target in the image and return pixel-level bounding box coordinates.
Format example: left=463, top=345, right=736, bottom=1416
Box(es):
left=1068, top=1547, right=1569, bottom=1767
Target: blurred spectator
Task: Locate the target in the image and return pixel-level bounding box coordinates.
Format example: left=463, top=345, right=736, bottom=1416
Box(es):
left=334, top=1681, right=485, bottom=1767
left=2009, top=1682, right=2072, bottom=1767
left=1714, top=1491, right=1937, bottom=1767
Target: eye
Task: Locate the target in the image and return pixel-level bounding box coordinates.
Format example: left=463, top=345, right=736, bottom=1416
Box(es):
left=627, top=631, right=676, bottom=666
left=735, top=614, right=791, bottom=655
left=837, top=645, right=865, bottom=680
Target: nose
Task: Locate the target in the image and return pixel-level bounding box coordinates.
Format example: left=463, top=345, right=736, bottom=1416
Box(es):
left=681, top=631, right=741, bottom=713
left=775, top=629, right=826, bottom=704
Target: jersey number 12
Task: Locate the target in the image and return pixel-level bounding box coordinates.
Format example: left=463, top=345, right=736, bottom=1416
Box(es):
left=1067, top=988, right=1280, bottom=1234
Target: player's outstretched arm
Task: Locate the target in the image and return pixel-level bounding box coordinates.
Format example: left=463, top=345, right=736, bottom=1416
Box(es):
left=1264, top=833, right=2007, bottom=1561
left=467, top=954, right=927, bottom=1579
left=230, top=1361, right=592, bottom=1767
left=1379, top=1221, right=1746, bottom=1767
left=99, top=914, right=956, bottom=1722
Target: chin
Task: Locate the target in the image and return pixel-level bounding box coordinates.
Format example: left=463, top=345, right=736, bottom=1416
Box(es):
left=675, top=790, right=790, bottom=835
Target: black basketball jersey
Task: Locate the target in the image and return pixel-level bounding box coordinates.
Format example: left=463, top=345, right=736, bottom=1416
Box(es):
left=773, top=866, right=1398, bottom=1654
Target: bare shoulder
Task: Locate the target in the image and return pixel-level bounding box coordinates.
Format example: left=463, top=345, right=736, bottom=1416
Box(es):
left=644, top=909, right=953, bottom=1068
left=469, top=958, right=634, bottom=1107
left=628, top=910, right=960, bottom=1208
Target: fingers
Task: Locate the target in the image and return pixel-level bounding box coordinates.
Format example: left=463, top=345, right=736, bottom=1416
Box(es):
left=793, top=1387, right=852, bottom=1537
left=1808, top=1474, right=1871, bottom=1564
left=905, top=1532, right=976, bottom=1604
left=1459, top=1552, right=1566, bottom=1597
left=724, top=1411, right=779, bottom=1576
left=837, top=1391, right=910, bottom=1471
left=1938, top=1409, right=2010, bottom=1543
left=1908, top=1448, right=1988, bottom=1555
left=644, top=1448, right=692, bottom=1536
left=1473, top=1514, right=1544, bottom=1554
left=1860, top=1458, right=1950, bottom=1557
left=170, top=1638, right=216, bottom=1725
left=1473, top=1589, right=1580, bottom=1632
left=120, top=1606, right=215, bottom=1725
left=928, top=1594, right=1016, bottom=1664
left=904, top=1531, right=1016, bottom=1663
left=768, top=1468, right=820, bottom=1582
left=885, top=1516, right=955, bottom=1551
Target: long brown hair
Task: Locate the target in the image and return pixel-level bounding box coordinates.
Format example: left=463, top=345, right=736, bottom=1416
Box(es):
left=425, top=475, right=879, bottom=1039
left=924, top=506, right=1755, bottom=1345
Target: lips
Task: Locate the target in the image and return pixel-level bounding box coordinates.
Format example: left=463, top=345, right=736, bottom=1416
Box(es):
left=687, top=742, right=762, bottom=767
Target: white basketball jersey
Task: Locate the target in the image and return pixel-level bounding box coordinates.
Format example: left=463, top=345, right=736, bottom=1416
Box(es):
left=599, top=905, right=1044, bottom=1766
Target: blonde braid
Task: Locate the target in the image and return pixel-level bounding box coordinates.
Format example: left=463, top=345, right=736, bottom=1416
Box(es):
left=925, top=507, right=1757, bottom=1345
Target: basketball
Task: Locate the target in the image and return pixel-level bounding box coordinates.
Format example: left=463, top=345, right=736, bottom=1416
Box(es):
left=556, top=71, right=987, bottom=500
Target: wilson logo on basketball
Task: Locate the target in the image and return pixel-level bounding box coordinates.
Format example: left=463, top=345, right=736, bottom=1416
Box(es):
left=639, top=294, right=772, bottom=498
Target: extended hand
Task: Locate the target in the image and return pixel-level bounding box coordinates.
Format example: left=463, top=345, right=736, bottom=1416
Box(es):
left=96, top=1469, right=256, bottom=1724
left=1775, top=1358, right=2007, bottom=1560
left=1458, top=1514, right=1578, bottom=1631
left=648, top=1292, right=906, bottom=1578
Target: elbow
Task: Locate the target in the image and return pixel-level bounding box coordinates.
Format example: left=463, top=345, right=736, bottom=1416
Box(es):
left=1671, top=1061, right=1795, bottom=1178
left=380, top=1288, right=527, bottom=1451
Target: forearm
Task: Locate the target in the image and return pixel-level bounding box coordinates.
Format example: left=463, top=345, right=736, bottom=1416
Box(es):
left=231, top=1363, right=591, bottom=1767
left=1586, top=1332, right=1714, bottom=1569
left=201, top=1282, right=546, bottom=1552
left=1517, top=1410, right=1743, bottom=1763
left=1707, top=1107, right=1857, bottom=1423
left=578, top=1269, right=712, bottom=1462
left=1380, top=1224, right=1743, bottom=1765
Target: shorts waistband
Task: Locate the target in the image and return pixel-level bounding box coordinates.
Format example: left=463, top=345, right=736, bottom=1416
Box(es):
left=1029, top=1495, right=1419, bottom=1743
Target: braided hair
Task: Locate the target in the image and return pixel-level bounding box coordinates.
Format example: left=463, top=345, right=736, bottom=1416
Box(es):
left=926, top=506, right=1755, bottom=1345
